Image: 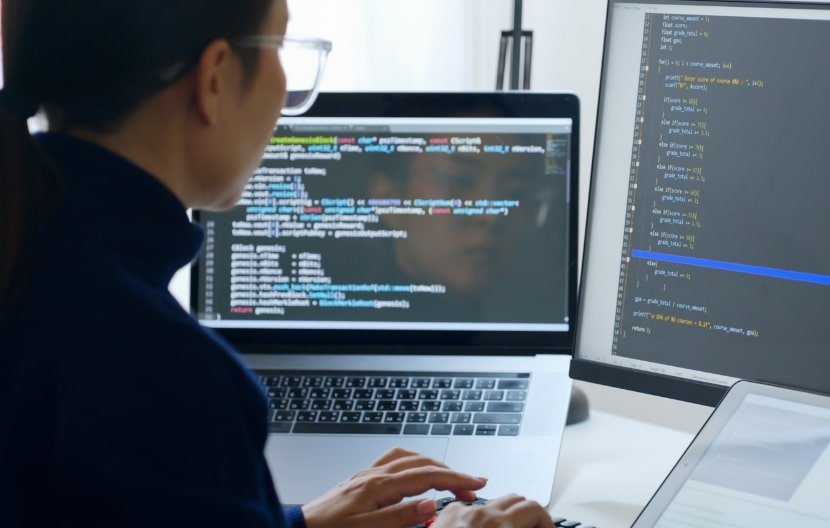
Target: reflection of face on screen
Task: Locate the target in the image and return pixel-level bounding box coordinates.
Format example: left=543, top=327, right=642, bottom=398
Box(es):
left=369, top=149, right=544, bottom=295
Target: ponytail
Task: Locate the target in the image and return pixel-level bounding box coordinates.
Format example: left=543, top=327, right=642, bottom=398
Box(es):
left=0, top=95, right=56, bottom=317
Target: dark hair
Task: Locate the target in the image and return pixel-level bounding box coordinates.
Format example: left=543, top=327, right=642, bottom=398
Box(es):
left=0, top=0, right=275, bottom=315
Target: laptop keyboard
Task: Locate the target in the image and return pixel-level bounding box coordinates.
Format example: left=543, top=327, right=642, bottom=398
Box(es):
left=256, top=370, right=530, bottom=436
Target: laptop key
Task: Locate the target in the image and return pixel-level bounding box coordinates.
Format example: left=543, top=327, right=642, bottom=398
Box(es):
left=354, top=400, right=375, bottom=411
left=442, top=401, right=463, bottom=412
left=453, top=424, right=475, bottom=435
left=464, top=401, right=485, bottom=412
left=451, top=412, right=472, bottom=423
left=311, top=399, right=332, bottom=410
left=497, top=379, right=529, bottom=389
left=420, top=401, right=441, bottom=412
left=389, top=378, right=409, bottom=388
left=475, top=425, right=497, bottom=436
left=274, top=410, right=295, bottom=421
left=318, top=411, right=340, bottom=422
left=473, top=413, right=522, bottom=424
left=428, top=412, right=449, bottom=423
left=498, top=425, right=520, bottom=436
left=484, top=390, right=505, bottom=401
left=354, top=389, right=374, bottom=399
left=269, top=422, right=292, bottom=433
left=281, top=376, right=302, bottom=387
left=475, top=379, right=496, bottom=389
left=346, top=377, right=366, bottom=388
left=293, top=423, right=403, bottom=434
left=362, top=412, right=383, bottom=423
left=309, top=388, right=330, bottom=399
left=332, top=400, right=353, bottom=411
left=396, top=389, right=417, bottom=399
left=368, top=377, right=388, bottom=388
left=433, top=378, right=453, bottom=388
left=377, top=400, right=398, bottom=411
left=506, top=390, right=527, bottom=402
left=487, top=402, right=524, bottom=412
left=384, top=412, right=405, bottom=423
left=302, top=376, right=323, bottom=388
left=403, top=424, right=430, bottom=435
left=440, top=389, right=461, bottom=400
left=324, top=377, right=345, bottom=388
left=430, top=424, right=452, bottom=435
left=375, top=389, right=396, bottom=399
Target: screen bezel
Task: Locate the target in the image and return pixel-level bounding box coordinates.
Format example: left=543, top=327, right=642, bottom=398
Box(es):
left=189, top=91, right=580, bottom=353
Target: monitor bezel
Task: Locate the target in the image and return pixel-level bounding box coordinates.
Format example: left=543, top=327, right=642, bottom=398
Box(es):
left=189, top=91, right=580, bottom=353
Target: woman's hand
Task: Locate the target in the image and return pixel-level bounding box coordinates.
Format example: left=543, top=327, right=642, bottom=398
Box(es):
left=301, top=447, right=487, bottom=528
left=432, top=494, right=556, bottom=528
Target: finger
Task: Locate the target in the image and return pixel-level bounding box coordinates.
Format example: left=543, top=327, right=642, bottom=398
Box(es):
left=373, top=449, right=454, bottom=474
left=370, top=466, right=487, bottom=507
left=352, top=498, right=437, bottom=528
left=451, top=488, right=479, bottom=503
left=504, top=497, right=556, bottom=528
left=370, top=446, right=423, bottom=467
left=485, top=493, right=527, bottom=510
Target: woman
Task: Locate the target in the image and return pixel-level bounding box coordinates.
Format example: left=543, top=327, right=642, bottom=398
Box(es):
left=0, top=1, right=555, bottom=526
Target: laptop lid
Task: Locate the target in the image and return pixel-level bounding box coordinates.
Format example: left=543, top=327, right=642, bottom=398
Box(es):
left=189, top=91, right=580, bottom=357
left=633, top=380, right=830, bottom=527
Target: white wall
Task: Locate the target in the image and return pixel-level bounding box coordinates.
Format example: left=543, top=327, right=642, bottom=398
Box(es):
left=286, top=0, right=607, bottom=249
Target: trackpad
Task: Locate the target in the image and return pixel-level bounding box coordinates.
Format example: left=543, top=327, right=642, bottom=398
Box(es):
left=264, top=435, right=450, bottom=505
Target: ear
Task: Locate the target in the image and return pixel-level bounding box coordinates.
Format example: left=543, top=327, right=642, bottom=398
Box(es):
left=368, top=171, right=404, bottom=229
left=192, top=39, right=235, bottom=126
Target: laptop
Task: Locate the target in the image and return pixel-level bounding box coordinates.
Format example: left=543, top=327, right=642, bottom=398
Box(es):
left=633, top=380, right=830, bottom=527
left=190, top=91, right=581, bottom=506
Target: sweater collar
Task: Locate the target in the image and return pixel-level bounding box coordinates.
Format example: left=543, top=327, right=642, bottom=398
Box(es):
left=35, top=132, right=204, bottom=286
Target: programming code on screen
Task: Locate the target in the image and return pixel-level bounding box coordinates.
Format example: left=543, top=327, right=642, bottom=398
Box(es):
left=196, top=120, right=572, bottom=330
left=612, top=11, right=830, bottom=381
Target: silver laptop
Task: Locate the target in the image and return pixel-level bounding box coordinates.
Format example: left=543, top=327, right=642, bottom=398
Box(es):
left=633, top=380, right=830, bottom=527
left=190, top=91, right=580, bottom=505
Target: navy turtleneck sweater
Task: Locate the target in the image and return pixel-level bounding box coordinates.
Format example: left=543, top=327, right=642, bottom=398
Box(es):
left=0, top=133, right=305, bottom=528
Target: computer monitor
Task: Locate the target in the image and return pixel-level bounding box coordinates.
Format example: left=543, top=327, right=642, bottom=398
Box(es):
left=571, top=0, right=830, bottom=406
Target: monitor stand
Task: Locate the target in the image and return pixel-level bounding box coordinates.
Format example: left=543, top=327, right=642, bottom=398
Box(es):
left=566, top=385, right=590, bottom=425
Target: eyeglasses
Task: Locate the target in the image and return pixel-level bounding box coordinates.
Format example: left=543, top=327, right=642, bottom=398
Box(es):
left=231, top=35, right=332, bottom=116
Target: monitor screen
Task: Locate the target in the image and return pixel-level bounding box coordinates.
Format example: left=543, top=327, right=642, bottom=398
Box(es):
left=191, top=92, right=579, bottom=350
left=571, top=0, right=830, bottom=405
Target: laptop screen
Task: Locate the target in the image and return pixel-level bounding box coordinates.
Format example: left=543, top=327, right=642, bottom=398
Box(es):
left=190, top=92, right=579, bottom=350
left=633, top=381, right=830, bottom=527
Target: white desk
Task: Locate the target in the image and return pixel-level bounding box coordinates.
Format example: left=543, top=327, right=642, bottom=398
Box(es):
left=547, top=384, right=713, bottom=528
